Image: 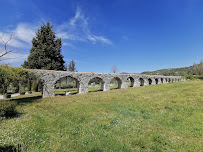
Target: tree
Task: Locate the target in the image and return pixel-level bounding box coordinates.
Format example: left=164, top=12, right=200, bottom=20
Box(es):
left=22, top=22, right=65, bottom=70
left=111, top=65, right=118, bottom=84
left=111, top=65, right=118, bottom=73
left=192, top=60, right=203, bottom=75
left=0, top=33, right=20, bottom=61
left=68, top=60, right=76, bottom=72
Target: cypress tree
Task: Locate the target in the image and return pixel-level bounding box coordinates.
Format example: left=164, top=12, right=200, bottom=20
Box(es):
left=22, top=22, right=65, bottom=70
left=68, top=60, right=76, bottom=72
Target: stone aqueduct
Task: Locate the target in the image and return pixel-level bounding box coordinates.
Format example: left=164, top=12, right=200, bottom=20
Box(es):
left=34, top=69, right=182, bottom=98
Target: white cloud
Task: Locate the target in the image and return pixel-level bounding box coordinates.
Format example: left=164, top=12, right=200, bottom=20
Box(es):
left=87, top=35, right=112, bottom=45
left=0, top=23, right=37, bottom=49
left=0, top=52, right=28, bottom=65
left=0, top=23, right=36, bottom=64
left=0, top=7, right=112, bottom=65
left=14, top=23, right=36, bottom=43
left=56, top=8, right=112, bottom=45
left=0, top=32, right=25, bottom=48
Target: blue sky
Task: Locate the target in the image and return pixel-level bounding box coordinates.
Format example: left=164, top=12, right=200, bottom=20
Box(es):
left=0, top=0, right=203, bottom=73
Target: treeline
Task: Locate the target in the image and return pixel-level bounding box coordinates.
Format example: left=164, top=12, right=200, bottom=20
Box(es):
left=0, top=65, right=41, bottom=96
left=142, top=60, right=203, bottom=78
left=142, top=66, right=192, bottom=76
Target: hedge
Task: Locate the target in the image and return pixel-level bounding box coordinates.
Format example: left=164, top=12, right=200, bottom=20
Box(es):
left=0, top=65, right=36, bottom=94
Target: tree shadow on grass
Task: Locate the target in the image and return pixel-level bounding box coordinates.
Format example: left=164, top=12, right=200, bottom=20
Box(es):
left=0, top=145, right=18, bottom=152
left=88, top=89, right=103, bottom=93
left=9, top=95, right=42, bottom=104
left=1, top=95, right=42, bottom=119
left=0, top=144, right=27, bottom=152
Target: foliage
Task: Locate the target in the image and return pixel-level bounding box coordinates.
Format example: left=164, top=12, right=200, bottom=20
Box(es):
left=192, top=60, right=203, bottom=75
left=184, top=74, right=203, bottom=80
left=142, top=59, right=203, bottom=76
left=142, top=66, right=193, bottom=76
left=195, top=75, right=203, bottom=80
left=19, top=88, right=26, bottom=94
left=0, top=65, right=34, bottom=94
left=27, top=79, right=32, bottom=91
left=0, top=100, right=17, bottom=118
left=0, top=81, right=202, bottom=151
left=68, top=59, right=76, bottom=71
left=22, top=22, right=65, bottom=71
left=185, top=74, right=195, bottom=80
left=32, top=80, right=39, bottom=92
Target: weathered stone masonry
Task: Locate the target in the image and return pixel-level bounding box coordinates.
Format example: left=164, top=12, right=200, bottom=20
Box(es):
left=34, top=69, right=182, bottom=98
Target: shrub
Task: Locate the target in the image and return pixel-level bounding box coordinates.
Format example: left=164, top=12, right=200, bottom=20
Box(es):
left=27, top=79, right=32, bottom=91
left=61, top=82, right=68, bottom=88
left=32, top=80, right=39, bottom=92
left=0, top=65, right=35, bottom=94
left=185, top=74, right=194, bottom=80
left=195, top=75, right=203, bottom=80
left=19, top=89, right=26, bottom=95
left=0, top=100, right=18, bottom=118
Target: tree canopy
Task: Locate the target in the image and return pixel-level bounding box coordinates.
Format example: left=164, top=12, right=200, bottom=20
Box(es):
left=22, top=22, right=65, bottom=70
left=68, top=60, right=76, bottom=72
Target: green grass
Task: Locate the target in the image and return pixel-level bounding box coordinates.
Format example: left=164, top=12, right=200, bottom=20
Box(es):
left=55, top=85, right=118, bottom=95
left=0, top=81, right=203, bottom=151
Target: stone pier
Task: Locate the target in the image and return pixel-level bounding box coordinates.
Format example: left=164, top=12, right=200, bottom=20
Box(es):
left=34, top=70, right=182, bottom=98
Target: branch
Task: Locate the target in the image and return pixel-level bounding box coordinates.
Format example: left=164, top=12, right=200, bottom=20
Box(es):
left=0, top=33, right=19, bottom=61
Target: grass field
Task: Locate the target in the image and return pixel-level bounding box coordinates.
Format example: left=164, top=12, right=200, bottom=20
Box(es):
left=55, top=85, right=119, bottom=95
left=0, top=81, right=203, bottom=151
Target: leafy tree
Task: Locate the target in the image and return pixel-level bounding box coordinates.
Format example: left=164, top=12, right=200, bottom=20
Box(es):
left=192, top=60, right=203, bottom=75
left=22, top=22, right=65, bottom=70
left=68, top=60, right=76, bottom=72
left=0, top=65, right=34, bottom=94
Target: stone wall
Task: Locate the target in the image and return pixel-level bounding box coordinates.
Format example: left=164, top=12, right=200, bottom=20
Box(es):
left=33, top=69, right=182, bottom=98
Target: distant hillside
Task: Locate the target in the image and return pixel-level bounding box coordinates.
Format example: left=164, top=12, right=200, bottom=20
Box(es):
left=141, top=66, right=193, bottom=76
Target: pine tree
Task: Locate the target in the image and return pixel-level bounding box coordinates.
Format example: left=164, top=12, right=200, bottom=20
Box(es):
left=68, top=60, right=76, bottom=72
left=22, top=22, right=65, bottom=70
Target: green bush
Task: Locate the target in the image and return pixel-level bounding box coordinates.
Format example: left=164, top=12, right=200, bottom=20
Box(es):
left=32, top=80, right=39, bottom=92
left=0, top=65, right=35, bottom=94
left=195, top=75, right=203, bottom=80
left=27, top=79, right=32, bottom=91
left=185, top=74, right=194, bottom=80
left=0, top=100, right=17, bottom=118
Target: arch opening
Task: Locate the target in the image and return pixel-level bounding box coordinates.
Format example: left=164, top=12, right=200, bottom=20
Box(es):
left=155, top=78, right=158, bottom=84
left=139, top=78, right=144, bottom=86
left=127, top=77, right=134, bottom=87
left=165, top=78, right=167, bottom=83
left=88, top=77, right=105, bottom=92
left=110, top=77, right=122, bottom=90
left=55, top=76, right=79, bottom=96
left=161, top=78, right=163, bottom=84
left=148, top=78, right=152, bottom=85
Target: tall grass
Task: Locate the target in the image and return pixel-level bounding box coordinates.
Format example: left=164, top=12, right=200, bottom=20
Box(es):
left=0, top=81, right=202, bottom=151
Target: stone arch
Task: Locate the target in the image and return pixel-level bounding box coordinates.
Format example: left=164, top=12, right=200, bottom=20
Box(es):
left=110, top=77, right=122, bottom=89
left=88, top=77, right=105, bottom=92
left=155, top=78, right=158, bottom=84
left=148, top=78, right=152, bottom=85
left=165, top=78, right=168, bottom=83
left=127, top=77, right=135, bottom=87
left=139, top=78, right=144, bottom=86
left=168, top=78, right=171, bottom=83
left=55, top=76, right=80, bottom=95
